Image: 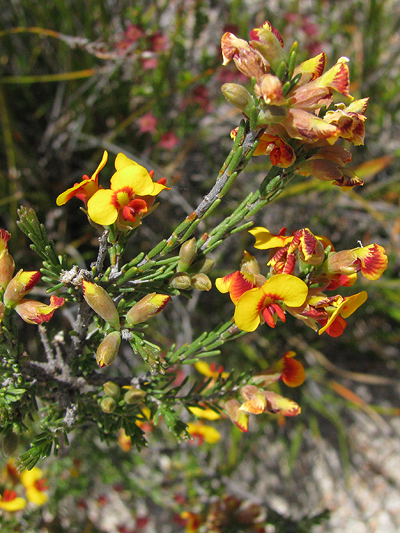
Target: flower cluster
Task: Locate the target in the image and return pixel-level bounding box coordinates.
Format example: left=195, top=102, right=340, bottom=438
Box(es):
left=0, top=460, right=48, bottom=512
left=217, top=227, right=388, bottom=337
left=56, top=151, right=169, bottom=230
left=0, top=230, right=64, bottom=326
left=221, top=21, right=367, bottom=187
left=82, top=280, right=170, bottom=367
left=225, top=351, right=305, bottom=432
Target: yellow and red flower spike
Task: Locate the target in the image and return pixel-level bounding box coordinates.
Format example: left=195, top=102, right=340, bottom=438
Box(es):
left=20, top=467, right=49, bottom=506
left=125, top=292, right=171, bottom=326
left=82, top=280, right=120, bottom=330
left=0, top=489, right=27, bottom=511
left=3, top=270, right=41, bottom=307
left=15, top=295, right=65, bottom=324
left=225, top=399, right=249, bottom=432
left=0, top=229, right=15, bottom=290
left=56, top=150, right=107, bottom=206
left=233, top=274, right=308, bottom=331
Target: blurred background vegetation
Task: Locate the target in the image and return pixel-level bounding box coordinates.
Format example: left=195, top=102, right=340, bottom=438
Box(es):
left=0, top=0, right=399, bottom=531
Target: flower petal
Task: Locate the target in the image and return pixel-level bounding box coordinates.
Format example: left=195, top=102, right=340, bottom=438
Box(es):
left=87, top=189, right=118, bottom=225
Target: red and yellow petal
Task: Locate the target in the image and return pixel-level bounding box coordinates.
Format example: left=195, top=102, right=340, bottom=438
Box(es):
left=280, top=351, right=306, bottom=387
left=225, top=399, right=249, bottom=432
left=354, top=244, right=388, bottom=280
left=263, top=391, right=301, bottom=416
left=215, top=271, right=256, bottom=304
left=240, top=385, right=267, bottom=414
left=293, top=52, right=327, bottom=85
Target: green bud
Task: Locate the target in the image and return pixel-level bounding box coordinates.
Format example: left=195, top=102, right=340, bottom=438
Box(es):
left=190, top=273, right=212, bottom=291
left=100, top=397, right=117, bottom=413
left=2, top=430, right=19, bottom=457
left=103, top=381, right=121, bottom=400
left=123, top=388, right=147, bottom=405
left=188, top=257, right=215, bottom=274
left=221, top=83, right=254, bottom=114
left=177, top=238, right=197, bottom=272
left=169, top=272, right=192, bottom=290
left=96, top=331, right=121, bottom=368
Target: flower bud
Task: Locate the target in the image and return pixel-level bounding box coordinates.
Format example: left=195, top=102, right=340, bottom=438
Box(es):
left=240, top=251, right=260, bottom=275
left=0, top=229, right=15, bottom=290
left=82, top=280, right=120, bottom=330
left=96, top=331, right=121, bottom=367
left=125, top=293, right=170, bottom=326
left=225, top=399, right=249, bottom=432
left=221, top=83, right=254, bottom=113
left=14, top=295, right=65, bottom=325
left=2, top=430, right=19, bottom=456
left=123, top=388, right=147, bottom=405
left=0, top=302, right=5, bottom=325
left=177, top=238, right=197, bottom=272
left=3, top=270, right=41, bottom=307
left=103, top=381, right=121, bottom=400
left=100, top=397, right=117, bottom=413
left=188, top=257, right=214, bottom=274
left=169, top=272, right=192, bottom=290
left=190, top=273, right=212, bottom=291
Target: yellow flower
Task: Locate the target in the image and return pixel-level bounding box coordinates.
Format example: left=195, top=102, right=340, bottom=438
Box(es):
left=233, top=274, right=308, bottom=331
left=87, top=153, right=168, bottom=228
left=20, top=467, right=48, bottom=506
left=187, top=422, right=221, bottom=445
left=56, top=150, right=107, bottom=206
left=0, top=490, right=26, bottom=511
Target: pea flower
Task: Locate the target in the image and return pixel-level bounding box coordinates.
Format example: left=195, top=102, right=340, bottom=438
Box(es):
left=56, top=150, right=108, bottom=206
left=2, top=267, right=65, bottom=325
left=0, top=489, right=27, bottom=511
left=20, top=467, right=49, bottom=506
left=231, top=274, right=308, bottom=331
left=0, top=229, right=15, bottom=290
left=187, top=421, right=221, bottom=445
left=87, top=153, right=169, bottom=228
left=255, top=351, right=306, bottom=388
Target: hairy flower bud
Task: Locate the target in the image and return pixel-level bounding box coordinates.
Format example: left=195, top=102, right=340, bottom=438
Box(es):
left=3, top=270, right=40, bottom=307
left=190, top=273, right=212, bottom=291
left=169, top=272, right=192, bottom=290
left=2, top=430, right=20, bottom=457
left=103, top=381, right=121, bottom=400
left=100, top=397, right=117, bottom=413
left=125, top=293, right=170, bottom=326
left=221, top=83, right=254, bottom=114
left=82, top=280, right=120, bottom=330
left=96, top=331, right=121, bottom=367
left=0, top=229, right=15, bottom=290
left=123, top=388, right=147, bottom=405
left=177, top=238, right=197, bottom=272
